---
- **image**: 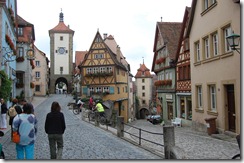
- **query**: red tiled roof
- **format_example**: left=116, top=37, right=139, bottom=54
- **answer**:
left=135, top=63, right=152, bottom=78
left=49, top=22, right=74, bottom=35
left=158, top=22, right=182, bottom=60
left=75, top=51, right=88, bottom=66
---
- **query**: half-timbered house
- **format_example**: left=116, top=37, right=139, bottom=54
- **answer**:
left=151, top=22, right=182, bottom=123
left=175, top=7, right=192, bottom=126
left=80, top=31, right=130, bottom=122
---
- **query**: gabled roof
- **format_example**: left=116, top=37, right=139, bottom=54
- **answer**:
left=175, top=7, right=191, bottom=62
left=17, top=15, right=33, bottom=26
left=135, top=63, right=152, bottom=78
left=186, top=0, right=197, bottom=37
left=17, top=15, right=35, bottom=42
left=152, top=22, right=182, bottom=71
left=104, top=34, right=129, bottom=69
left=82, top=31, right=128, bottom=71
left=75, top=51, right=88, bottom=66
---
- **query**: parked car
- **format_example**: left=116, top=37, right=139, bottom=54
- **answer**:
left=146, top=115, right=152, bottom=121
left=148, top=115, right=162, bottom=124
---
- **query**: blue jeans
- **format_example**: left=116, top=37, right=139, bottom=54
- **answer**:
left=16, top=143, right=34, bottom=159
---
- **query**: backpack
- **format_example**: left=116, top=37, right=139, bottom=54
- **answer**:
left=8, top=105, right=17, bottom=117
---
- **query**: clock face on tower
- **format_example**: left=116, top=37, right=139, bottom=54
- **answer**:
left=58, top=47, right=65, bottom=54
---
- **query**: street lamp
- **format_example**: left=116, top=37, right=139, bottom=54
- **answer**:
left=226, top=33, right=240, bottom=54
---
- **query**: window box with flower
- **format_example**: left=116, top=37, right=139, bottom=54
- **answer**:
left=30, top=82, right=35, bottom=89
left=154, top=79, right=172, bottom=86
left=16, top=83, right=24, bottom=88
left=16, top=56, right=24, bottom=62
left=155, top=57, right=166, bottom=65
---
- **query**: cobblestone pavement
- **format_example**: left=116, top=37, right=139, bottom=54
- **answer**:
left=81, top=110, right=240, bottom=160
left=0, top=95, right=162, bottom=160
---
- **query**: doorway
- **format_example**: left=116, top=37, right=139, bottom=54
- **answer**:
left=167, top=102, right=173, bottom=120
left=226, top=85, right=235, bottom=132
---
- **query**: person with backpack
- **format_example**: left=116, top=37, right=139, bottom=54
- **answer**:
left=8, top=98, right=22, bottom=138
left=12, top=103, right=37, bottom=159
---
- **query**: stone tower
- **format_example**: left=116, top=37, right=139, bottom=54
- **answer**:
left=49, top=10, right=75, bottom=94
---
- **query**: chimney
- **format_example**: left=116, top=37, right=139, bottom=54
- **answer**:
left=103, top=33, right=108, bottom=40
left=116, top=45, right=121, bottom=62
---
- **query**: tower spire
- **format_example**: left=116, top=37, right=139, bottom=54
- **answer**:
left=59, top=8, right=64, bottom=22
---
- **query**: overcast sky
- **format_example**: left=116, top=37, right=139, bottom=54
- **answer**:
left=17, top=0, right=192, bottom=76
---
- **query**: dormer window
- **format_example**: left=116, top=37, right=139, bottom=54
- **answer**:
left=18, top=27, right=23, bottom=36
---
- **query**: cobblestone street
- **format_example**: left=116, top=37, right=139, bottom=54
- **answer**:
left=0, top=95, right=240, bottom=160
left=0, top=94, right=161, bottom=160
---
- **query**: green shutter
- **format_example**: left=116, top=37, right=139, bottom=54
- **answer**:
left=83, top=87, right=88, bottom=95
left=110, top=87, right=114, bottom=94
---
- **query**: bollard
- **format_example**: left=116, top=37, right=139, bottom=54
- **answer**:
left=117, top=116, right=124, bottom=137
left=81, top=108, right=85, bottom=121
left=163, top=125, right=175, bottom=159
left=95, top=112, right=99, bottom=126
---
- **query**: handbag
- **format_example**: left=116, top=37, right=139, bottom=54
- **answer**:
left=12, top=131, right=20, bottom=143
left=12, top=115, right=20, bottom=143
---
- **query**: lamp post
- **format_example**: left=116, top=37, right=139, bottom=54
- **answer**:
left=226, top=33, right=240, bottom=54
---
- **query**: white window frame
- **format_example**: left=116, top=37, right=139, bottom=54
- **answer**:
left=195, top=42, right=200, bottom=62
left=204, top=0, right=209, bottom=10
left=35, top=61, right=40, bottom=67
left=209, top=85, right=217, bottom=112
left=35, top=72, right=40, bottom=78
left=213, top=33, right=218, bottom=56
left=204, top=37, right=210, bottom=59
left=197, top=85, right=203, bottom=108
left=224, top=27, right=232, bottom=52
left=18, top=47, right=24, bottom=57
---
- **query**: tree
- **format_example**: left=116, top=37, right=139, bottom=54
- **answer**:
left=0, top=70, right=12, bottom=101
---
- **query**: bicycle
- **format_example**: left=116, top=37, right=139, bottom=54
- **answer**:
left=73, top=104, right=82, bottom=115
left=232, top=134, right=240, bottom=159
left=72, top=99, right=87, bottom=115
left=0, top=131, right=5, bottom=159
left=88, top=109, right=106, bottom=125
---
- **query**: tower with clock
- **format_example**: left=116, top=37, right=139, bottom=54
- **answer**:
left=49, top=10, right=75, bottom=94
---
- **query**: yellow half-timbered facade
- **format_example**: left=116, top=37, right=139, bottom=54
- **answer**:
left=80, top=31, right=129, bottom=122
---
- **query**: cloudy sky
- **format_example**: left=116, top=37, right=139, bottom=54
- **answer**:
left=17, top=0, right=192, bottom=76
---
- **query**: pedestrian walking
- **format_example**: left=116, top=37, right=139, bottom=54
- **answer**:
left=45, top=101, right=66, bottom=159
left=0, top=99, right=8, bottom=130
left=8, top=98, right=22, bottom=138
left=12, top=103, right=38, bottom=159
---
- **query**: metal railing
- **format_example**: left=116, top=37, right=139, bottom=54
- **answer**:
left=122, top=122, right=164, bottom=147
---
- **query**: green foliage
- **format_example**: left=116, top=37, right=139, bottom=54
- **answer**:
left=0, top=70, right=12, bottom=101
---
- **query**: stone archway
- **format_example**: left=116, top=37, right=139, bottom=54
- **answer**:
left=55, top=77, right=68, bottom=94
left=139, top=108, right=149, bottom=119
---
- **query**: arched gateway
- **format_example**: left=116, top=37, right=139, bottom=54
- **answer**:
left=48, top=10, right=74, bottom=94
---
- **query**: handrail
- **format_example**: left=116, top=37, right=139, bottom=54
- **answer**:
left=122, top=122, right=164, bottom=147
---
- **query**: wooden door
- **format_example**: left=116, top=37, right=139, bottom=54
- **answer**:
left=167, top=102, right=173, bottom=120
left=227, top=85, right=236, bottom=132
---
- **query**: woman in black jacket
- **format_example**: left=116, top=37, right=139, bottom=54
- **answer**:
left=45, top=101, right=66, bottom=159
